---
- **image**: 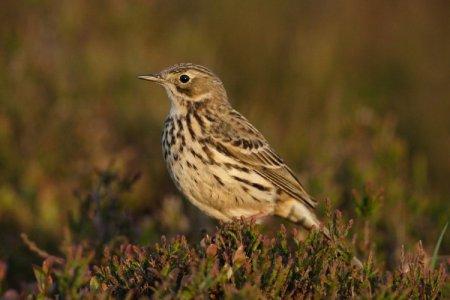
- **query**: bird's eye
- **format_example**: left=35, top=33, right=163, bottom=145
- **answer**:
left=179, top=74, right=190, bottom=83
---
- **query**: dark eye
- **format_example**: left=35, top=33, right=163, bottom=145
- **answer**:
left=179, top=74, right=190, bottom=83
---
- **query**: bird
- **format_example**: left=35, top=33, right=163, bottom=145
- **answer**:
left=138, top=64, right=359, bottom=261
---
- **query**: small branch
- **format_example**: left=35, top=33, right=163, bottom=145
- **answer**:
left=20, top=233, right=64, bottom=264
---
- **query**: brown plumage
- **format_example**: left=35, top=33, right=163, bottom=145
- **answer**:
left=139, top=63, right=321, bottom=228
left=139, top=64, right=362, bottom=266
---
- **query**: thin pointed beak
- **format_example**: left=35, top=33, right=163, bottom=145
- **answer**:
left=138, top=73, right=165, bottom=84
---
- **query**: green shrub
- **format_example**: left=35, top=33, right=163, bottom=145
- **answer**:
left=26, top=214, right=448, bottom=299
left=3, top=170, right=443, bottom=299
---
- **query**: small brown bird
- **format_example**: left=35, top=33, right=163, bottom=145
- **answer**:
left=139, top=63, right=322, bottom=231
left=139, top=63, right=363, bottom=267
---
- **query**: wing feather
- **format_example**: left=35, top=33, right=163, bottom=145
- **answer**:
left=207, top=109, right=317, bottom=208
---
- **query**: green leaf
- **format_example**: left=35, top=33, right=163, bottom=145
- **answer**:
left=90, top=276, right=100, bottom=291
left=431, top=222, right=448, bottom=269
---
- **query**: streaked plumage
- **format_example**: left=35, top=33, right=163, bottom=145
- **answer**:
left=139, top=63, right=363, bottom=267
left=139, top=63, right=321, bottom=230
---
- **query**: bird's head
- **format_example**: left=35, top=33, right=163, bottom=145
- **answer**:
left=139, top=63, right=228, bottom=111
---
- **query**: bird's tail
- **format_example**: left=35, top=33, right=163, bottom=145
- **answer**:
left=274, top=198, right=363, bottom=268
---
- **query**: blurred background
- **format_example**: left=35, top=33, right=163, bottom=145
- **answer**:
left=0, top=0, right=449, bottom=290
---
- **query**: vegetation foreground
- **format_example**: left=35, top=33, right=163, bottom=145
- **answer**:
left=15, top=221, right=448, bottom=299
left=1, top=173, right=445, bottom=299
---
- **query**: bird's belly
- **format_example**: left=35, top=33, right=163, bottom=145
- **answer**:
left=162, top=113, right=276, bottom=221
left=166, top=151, right=276, bottom=221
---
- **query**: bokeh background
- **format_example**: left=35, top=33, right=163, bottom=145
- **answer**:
left=0, top=0, right=449, bottom=289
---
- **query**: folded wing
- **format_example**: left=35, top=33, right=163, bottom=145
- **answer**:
left=208, top=109, right=317, bottom=209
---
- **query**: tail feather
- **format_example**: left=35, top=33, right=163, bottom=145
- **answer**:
left=274, top=198, right=320, bottom=230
